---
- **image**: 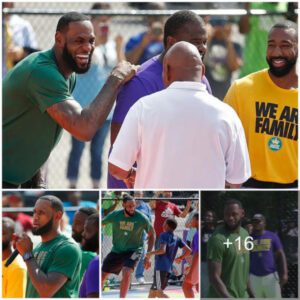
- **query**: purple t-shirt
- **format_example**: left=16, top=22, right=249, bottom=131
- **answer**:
left=79, top=256, right=99, bottom=298
left=250, top=230, right=283, bottom=276
left=192, top=230, right=199, bottom=254
left=108, top=55, right=212, bottom=188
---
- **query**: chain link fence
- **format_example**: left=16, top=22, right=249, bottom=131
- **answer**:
left=201, top=191, right=298, bottom=298
left=100, top=191, right=199, bottom=288
left=3, top=2, right=297, bottom=188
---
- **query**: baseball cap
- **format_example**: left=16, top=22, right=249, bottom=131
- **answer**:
left=252, top=214, right=265, bottom=222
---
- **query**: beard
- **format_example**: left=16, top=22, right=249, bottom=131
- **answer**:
left=267, top=56, right=297, bottom=77
left=124, top=208, right=135, bottom=217
left=2, top=240, right=10, bottom=250
left=72, top=231, right=82, bottom=243
left=82, top=232, right=99, bottom=252
left=32, top=218, right=53, bottom=236
left=62, top=44, right=92, bottom=74
left=224, top=219, right=241, bottom=231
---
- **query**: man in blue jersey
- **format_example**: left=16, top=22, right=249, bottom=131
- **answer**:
left=145, top=218, right=192, bottom=298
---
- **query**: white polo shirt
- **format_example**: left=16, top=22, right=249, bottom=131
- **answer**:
left=109, top=81, right=251, bottom=188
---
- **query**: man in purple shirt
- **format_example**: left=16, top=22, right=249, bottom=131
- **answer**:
left=79, top=213, right=99, bottom=298
left=182, top=212, right=199, bottom=298
left=250, top=214, right=288, bottom=298
left=109, top=10, right=212, bottom=188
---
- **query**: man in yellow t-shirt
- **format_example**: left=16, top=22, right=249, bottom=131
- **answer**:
left=225, top=21, right=298, bottom=188
left=2, top=217, right=27, bottom=298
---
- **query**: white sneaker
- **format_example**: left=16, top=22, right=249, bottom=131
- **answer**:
left=137, top=277, right=145, bottom=284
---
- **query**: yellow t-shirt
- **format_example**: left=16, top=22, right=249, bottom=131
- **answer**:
left=224, top=69, right=298, bottom=183
left=2, top=255, right=27, bottom=298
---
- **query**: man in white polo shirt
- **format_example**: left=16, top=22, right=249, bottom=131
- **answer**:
left=108, top=41, right=251, bottom=189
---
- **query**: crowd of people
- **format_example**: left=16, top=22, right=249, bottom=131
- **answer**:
left=101, top=191, right=200, bottom=298
left=2, top=2, right=297, bottom=189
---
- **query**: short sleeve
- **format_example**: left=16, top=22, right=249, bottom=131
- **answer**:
left=27, top=65, right=74, bottom=113
left=48, top=243, right=80, bottom=279
left=85, top=258, right=99, bottom=295
left=207, top=235, right=225, bottom=262
left=159, top=233, right=168, bottom=245
left=109, top=101, right=142, bottom=171
left=102, top=210, right=118, bottom=225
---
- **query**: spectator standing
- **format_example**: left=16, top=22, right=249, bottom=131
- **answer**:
left=125, top=2, right=165, bottom=64
left=250, top=214, right=288, bottom=298
left=134, top=191, right=153, bottom=284
left=3, top=2, right=38, bottom=74
left=205, top=16, right=242, bottom=99
left=2, top=217, right=27, bottom=298
left=201, top=210, right=216, bottom=297
left=79, top=213, right=100, bottom=298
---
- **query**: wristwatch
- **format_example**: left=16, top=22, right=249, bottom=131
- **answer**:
left=23, top=251, right=34, bottom=261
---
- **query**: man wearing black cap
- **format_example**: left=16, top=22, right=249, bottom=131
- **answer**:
left=250, top=214, right=288, bottom=298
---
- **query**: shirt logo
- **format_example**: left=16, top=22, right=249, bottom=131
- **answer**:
left=268, top=137, right=282, bottom=151
left=120, top=221, right=134, bottom=231
left=161, top=208, right=175, bottom=219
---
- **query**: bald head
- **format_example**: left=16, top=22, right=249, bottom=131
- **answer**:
left=2, top=217, right=15, bottom=234
left=163, top=41, right=204, bottom=87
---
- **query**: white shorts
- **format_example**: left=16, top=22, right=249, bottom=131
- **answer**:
left=250, top=272, right=281, bottom=298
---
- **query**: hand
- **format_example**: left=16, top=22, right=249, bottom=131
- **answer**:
left=110, top=61, right=139, bottom=84
left=174, top=257, right=183, bottom=264
left=15, top=233, right=33, bottom=256
left=144, top=257, right=151, bottom=270
left=280, top=273, right=288, bottom=287
left=141, top=32, right=155, bottom=47
left=123, top=168, right=136, bottom=188
left=7, top=46, right=25, bottom=62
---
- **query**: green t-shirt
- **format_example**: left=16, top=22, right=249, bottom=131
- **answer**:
left=239, top=3, right=287, bottom=78
left=207, top=225, right=250, bottom=298
left=3, top=48, right=76, bottom=185
left=80, top=250, right=96, bottom=282
left=102, top=209, right=152, bottom=253
left=25, top=234, right=81, bottom=298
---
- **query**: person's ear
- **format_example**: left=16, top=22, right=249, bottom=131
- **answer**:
left=55, top=210, right=63, bottom=222
left=241, top=209, right=245, bottom=219
left=55, top=31, right=65, bottom=49
left=166, top=36, right=177, bottom=49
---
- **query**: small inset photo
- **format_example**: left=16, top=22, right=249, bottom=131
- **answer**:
left=100, top=191, right=199, bottom=298
left=201, top=191, right=298, bottom=299
left=2, top=191, right=99, bottom=298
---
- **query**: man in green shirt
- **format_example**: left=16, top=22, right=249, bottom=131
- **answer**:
left=207, top=199, right=255, bottom=298
left=15, top=195, right=81, bottom=298
left=72, top=206, right=97, bottom=282
left=101, top=194, right=155, bottom=298
left=3, top=11, right=137, bottom=188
